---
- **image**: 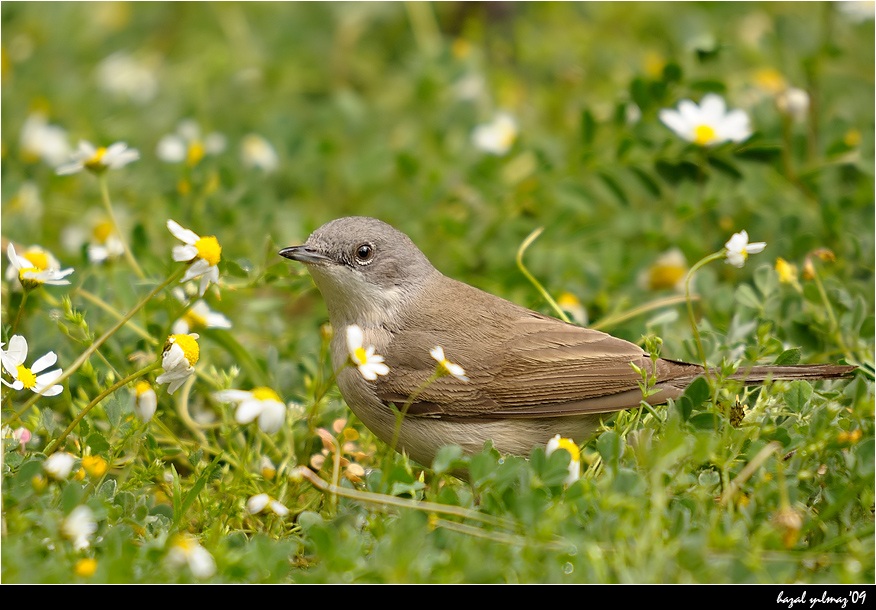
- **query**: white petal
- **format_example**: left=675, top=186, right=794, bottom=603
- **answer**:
left=346, top=325, right=364, bottom=353
left=4, top=335, right=28, bottom=368
left=167, top=220, right=200, bottom=245
left=173, top=244, right=199, bottom=263
left=213, top=389, right=253, bottom=403
left=747, top=242, right=767, bottom=254
left=430, top=346, right=445, bottom=362
left=698, top=94, right=727, bottom=122
left=247, top=493, right=270, bottom=513
left=658, top=109, right=692, bottom=139
left=235, top=400, right=263, bottom=424
left=258, top=401, right=286, bottom=433
left=30, top=351, right=58, bottom=374
left=156, top=135, right=186, bottom=162
left=269, top=500, right=289, bottom=516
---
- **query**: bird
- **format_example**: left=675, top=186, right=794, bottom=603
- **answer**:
left=280, top=216, right=855, bottom=467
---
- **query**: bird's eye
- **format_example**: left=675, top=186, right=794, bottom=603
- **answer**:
left=354, top=243, right=374, bottom=265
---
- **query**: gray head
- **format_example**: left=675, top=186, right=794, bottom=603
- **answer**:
left=279, top=217, right=439, bottom=326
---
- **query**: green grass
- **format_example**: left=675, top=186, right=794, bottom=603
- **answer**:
left=1, top=2, right=873, bottom=583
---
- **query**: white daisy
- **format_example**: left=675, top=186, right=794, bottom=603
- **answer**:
left=155, top=334, right=199, bottom=394
left=240, top=134, right=279, bottom=172
left=345, top=325, right=389, bottom=381
left=472, top=112, right=518, bottom=155
left=166, top=535, right=216, bottom=580
left=246, top=493, right=290, bottom=516
left=546, top=434, right=581, bottom=486
left=56, top=140, right=140, bottom=175
left=20, top=113, right=72, bottom=168
left=43, top=452, right=77, bottom=480
left=62, top=506, right=98, bottom=551
left=172, top=299, right=232, bottom=335
left=0, top=335, right=64, bottom=396
left=156, top=119, right=226, bottom=166
left=132, top=380, right=158, bottom=422
left=167, top=220, right=222, bottom=296
left=430, top=346, right=469, bottom=381
left=724, top=230, right=767, bottom=268
left=6, top=243, right=73, bottom=290
left=213, top=387, right=286, bottom=434
left=659, top=93, right=752, bottom=146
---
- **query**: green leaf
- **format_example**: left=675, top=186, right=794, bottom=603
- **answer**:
left=774, top=348, right=802, bottom=366
left=735, top=284, right=762, bottom=310
left=580, top=108, right=596, bottom=145
left=784, top=380, right=813, bottom=412
left=173, top=455, right=223, bottom=528
left=689, top=413, right=720, bottom=430
left=596, top=431, right=622, bottom=468
left=431, top=444, right=465, bottom=475
left=87, top=432, right=110, bottom=455
left=682, top=376, right=710, bottom=410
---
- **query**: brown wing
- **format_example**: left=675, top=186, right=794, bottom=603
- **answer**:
left=374, top=279, right=701, bottom=418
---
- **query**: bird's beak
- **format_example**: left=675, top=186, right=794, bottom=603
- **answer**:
left=279, top=245, right=332, bottom=264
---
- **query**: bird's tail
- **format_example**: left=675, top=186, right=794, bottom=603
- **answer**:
left=728, top=364, right=856, bottom=384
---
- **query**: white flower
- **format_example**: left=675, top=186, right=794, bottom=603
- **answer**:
left=345, top=325, right=389, bottom=381
left=167, top=220, right=222, bottom=296
left=546, top=434, right=581, bottom=486
left=430, top=346, right=469, bottom=381
left=155, top=334, right=199, bottom=394
left=44, top=452, right=77, bottom=480
left=56, top=140, right=140, bottom=175
left=557, top=291, right=588, bottom=326
left=95, top=51, right=159, bottom=104
left=240, top=134, right=279, bottom=172
left=20, top=113, right=71, bottom=167
left=724, top=230, right=767, bottom=268
left=132, top=380, right=158, bottom=422
left=659, top=93, right=752, bottom=146
left=246, top=493, right=290, bottom=517
left=776, top=87, right=810, bottom=122
left=156, top=119, right=226, bottom=165
left=213, top=387, right=287, bottom=434
left=6, top=243, right=73, bottom=290
left=0, top=335, right=64, bottom=396
left=172, top=300, right=232, bottom=335
left=472, top=112, right=518, bottom=155
left=166, top=535, right=216, bottom=580
left=638, top=248, right=689, bottom=292
left=62, top=506, right=97, bottom=551
left=60, top=211, right=127, bottom=264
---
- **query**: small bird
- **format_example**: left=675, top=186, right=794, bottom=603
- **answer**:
left=280, top=217, right=855, bottom=467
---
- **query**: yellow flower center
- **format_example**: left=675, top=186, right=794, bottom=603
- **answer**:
left=18, top=266, right=42, bottom=286
left=648, top=264, right=686, bottom=291
left=169, top=334, right=200, bottom=365
left=92, top=220, right=114, bottom=244
left=182, top=309, right=208, bottom=329
left=187, top=141, right=205, bottom=167
left=74, top=558, right=98, bottom=577
left=134, top=380, right=153, bottom=396
left=84, top=147, right=108, bottom=172
left=353, top=346, right=368, bottom=364
left=693, top=124, right=717, bottom=146
left=252, top=387, right=281, bottom=402
left=16, top=365, right=37, bottom=389
left=194, top=236, right=221, bottom=266
left=23, top=249, right=50, bottom=270
left=555, top=437, right=580, bottom=462
left=172, top=534, right=196, bottom=552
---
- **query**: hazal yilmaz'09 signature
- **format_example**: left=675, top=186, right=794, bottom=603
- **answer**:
left=776, top=590, right=868, bottom=609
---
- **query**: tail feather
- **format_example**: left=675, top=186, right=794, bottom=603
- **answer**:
left=729, top=364, right=856, bottom=384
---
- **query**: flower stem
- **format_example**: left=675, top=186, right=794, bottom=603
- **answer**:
left=4, top=266, right=186, bottom=426
left=683, top=251, right=725, bottom=373
left=10, top=289, right=29, bottom=336
left=516, top=227, right=570, bottom=324
left=98, top=174, right=146, bottom=280
left=73, top=287, right=157, bottom=344
left=44, top=360, right=161, bottom=455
